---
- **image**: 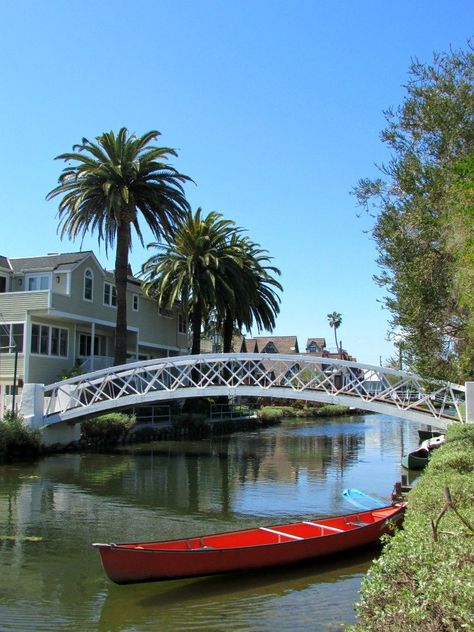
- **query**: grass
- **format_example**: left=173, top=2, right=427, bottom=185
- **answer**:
left=258, top=403, right=356, bottom=422
left=349, top=423, right=474, bottom=631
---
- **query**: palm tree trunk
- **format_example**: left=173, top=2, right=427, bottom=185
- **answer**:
left=223, top=309, right=234, bottom=353
left=191, top=301, right=202, bottom=355
left=114, top=222, right=130, bottom=366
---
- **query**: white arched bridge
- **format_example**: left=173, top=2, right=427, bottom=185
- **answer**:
left=28, top=353, right=468, bottom=433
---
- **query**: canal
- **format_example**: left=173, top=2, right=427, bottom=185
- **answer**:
left=0, top=413, right=423, bottom=631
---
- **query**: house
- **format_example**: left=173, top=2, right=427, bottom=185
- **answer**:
left=238, top=336, right=300, bottom=355
left=0, top=251, right=189, bottom=411
left=305, top=338, right=327, bottom=354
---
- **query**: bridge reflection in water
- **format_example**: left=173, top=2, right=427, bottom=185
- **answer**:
left=37, top=353, right=466, bottom=429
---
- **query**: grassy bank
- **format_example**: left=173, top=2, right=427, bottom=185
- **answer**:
left=258, top=403, right=358, bottom=422
left=350, top=423, right=474, bottom=631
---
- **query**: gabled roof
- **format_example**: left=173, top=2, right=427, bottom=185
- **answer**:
left=306, top=337, right=326, bottom=349
left=243, top=337, right=259, bottom=352
left=9, top=251, right=94, bottom=274
left=245, top=336, right=299, bottom=354
left=0, top=256, right=12, bottom=271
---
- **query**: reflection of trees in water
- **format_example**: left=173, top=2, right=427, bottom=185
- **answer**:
left=5, top=424, right=364, bottom=521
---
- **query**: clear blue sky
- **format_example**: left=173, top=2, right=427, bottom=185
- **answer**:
left=1, top=1, right=472, bottom=365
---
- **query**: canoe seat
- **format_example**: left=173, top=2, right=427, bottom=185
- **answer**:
left=259, top=527, right=303, bottom=541
left=303, top=521, right=344, bottom=533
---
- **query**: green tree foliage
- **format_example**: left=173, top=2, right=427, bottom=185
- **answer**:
left=141, top=209, right=243, bottom=354
left=220, top=235, right=282, bottom=352
left=47, top=128, right=191, bottom=365
left=354, top=45, right=474, bottom=381
left=141, top=209, right=282, bottom=355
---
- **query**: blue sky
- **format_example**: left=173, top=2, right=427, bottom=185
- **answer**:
left=1, top=1, right=472, bottom=365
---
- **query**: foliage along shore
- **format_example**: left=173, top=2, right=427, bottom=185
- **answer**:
left=0, top=402, right=359, bottom=461
left=349, top=423, right=474, bottom=631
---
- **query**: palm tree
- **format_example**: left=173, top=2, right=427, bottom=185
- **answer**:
left=141, top=209, right=243, bottom=355
left=220, top=236, right=282, bottom=352
left=47, top=128, right=191, bottom=365
left=327, top=311, right=342, bottom=352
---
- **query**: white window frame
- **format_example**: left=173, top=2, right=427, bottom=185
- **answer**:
left=0, top=323, right=24, bottom=353
left=84, top=268, right=94, bottom=302
left=26, top=273, right=50, bottom=291
left=78, top=333, right=105, bottom=357
left=103, top=282, right=117, bottom=307
left=30, top=324, right=68, bottom=357
left=132, top=294, right=139, bottom=311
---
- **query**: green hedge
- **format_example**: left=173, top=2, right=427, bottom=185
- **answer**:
left=258, top=403, right=355, bottom=422
left=81, top=412, right=136, bottom=444
left=0, top=412, right=41, bottom=461
left=350, top=424, right=474, bottom=631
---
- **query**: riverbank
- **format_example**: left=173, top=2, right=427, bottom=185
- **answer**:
left=350, top=423, right=474, bottom=631
left=258, top=403, right=364, bottom=422
left=0, top=403, right=360, bottom=461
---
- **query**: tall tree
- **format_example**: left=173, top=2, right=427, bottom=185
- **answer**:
left=354, top=45, right=474, bottom=380
left=220, top=235, right=282, bottom=352
left=47, top=128, right=191, bottom=365
left=141, top=209, right=243, bottom=355
left=327, top=311, right=342, bottom=351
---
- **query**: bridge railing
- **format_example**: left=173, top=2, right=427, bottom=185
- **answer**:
left=42, top=353, right=466, bottom=424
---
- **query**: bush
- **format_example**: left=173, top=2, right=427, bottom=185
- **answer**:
left=81, top=412, right=136, bottom=444
left=350, top=423, right=474, bottom=631
left=0, top=412, right=41, bottom=461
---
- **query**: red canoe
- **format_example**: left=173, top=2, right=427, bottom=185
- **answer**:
left=92, top=503, right=405, bottom=584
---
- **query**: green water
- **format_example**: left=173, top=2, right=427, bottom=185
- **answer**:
left=0, top=414, right=422, bottom=631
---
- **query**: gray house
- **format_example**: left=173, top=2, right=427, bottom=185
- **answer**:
left=0, top=251, right=189, bottom=411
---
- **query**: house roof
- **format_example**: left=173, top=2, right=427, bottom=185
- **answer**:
left=306, top=338, right=326, bottom=349
left=8, top=251, right=94, bottom=274
left=244, top=336, right=299, bottom=354
left=0, top=256, right=12, bottom=271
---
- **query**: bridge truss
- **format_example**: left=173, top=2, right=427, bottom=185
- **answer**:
left=42, top=353, right=466, bottom=429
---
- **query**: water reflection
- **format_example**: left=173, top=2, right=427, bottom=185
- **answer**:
left=0, top=414, right=423, bottom=631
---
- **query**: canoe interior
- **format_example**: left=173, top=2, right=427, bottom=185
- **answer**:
left=110, top=506, right=400, bottom=552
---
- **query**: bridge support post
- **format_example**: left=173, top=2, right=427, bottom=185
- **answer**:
left=19, top=383, right=45, bottom=429
left=466, top=382, right=474, bottom=423
left=19, top=383, right=81, bottom=447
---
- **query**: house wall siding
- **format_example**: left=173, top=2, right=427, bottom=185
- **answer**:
left=0, top=291, right=49, bottom=320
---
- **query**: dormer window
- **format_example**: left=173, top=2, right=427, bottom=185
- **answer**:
left=262, top=342, right=277, bottom=353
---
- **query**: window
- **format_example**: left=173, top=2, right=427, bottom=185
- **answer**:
left=0, top=323, right=24, bottom=353
left=262, top=342, right=277, bottom=353
left=0, top=276, right=6, bottom=293
left=27, top=274, right=50, bottom=291
left=178, top=313, right=187, bottom=334
left=79, top=333, right=104, bottom=356
left=103, top=282, right=117, bottom=307
left=132, top=294, right=139, bottom=311
left=51, top=327, right=68, bottom=357
left=30, top=324, right=68, bottom=357
left=84, top=269, right=93, bottom=301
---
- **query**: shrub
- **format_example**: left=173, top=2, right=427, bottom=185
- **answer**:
left=81, top=412, right=136, bottom=444
left=0, top=412, right=41, bottom=461
left=350, top=423, right=474, bottom=631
